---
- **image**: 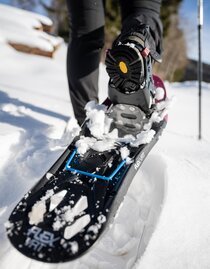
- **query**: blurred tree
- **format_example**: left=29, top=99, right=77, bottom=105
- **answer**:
left=105, top=0, right=121, bottom=39
left=155, top=0, right=187, bottom=81
left=13, top=0, right=186, bottom=81
left=104, top=0, right=184, bottom=42
left=161, top=0, right=183, bottom=36
left=10, top=0, right=38, bottom=11
left=39, top=0, right=69, bottom=38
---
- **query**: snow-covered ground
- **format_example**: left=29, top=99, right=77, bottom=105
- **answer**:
left=0, top=3, right=63, bottom=56
left=1, top=4, right=210, bottom=269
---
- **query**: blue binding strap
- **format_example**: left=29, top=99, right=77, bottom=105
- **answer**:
left=65, top=149, right=126, bottom=181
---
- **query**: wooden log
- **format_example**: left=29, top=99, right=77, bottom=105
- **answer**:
left=8, top=42, right=54, bottom=58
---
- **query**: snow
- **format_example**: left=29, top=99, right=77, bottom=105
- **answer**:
left=130, top=130, right=156, bottom=147
left=0, top=3, right=62, bottom=53
left=120, top=147, right=130, bottom=160
left=64, top=214, right=91, bottom=241
left=1, top=3, right=210, bottom=269
left=28, top=201, right=47, bottom=225
left=28, top=189, right=54, bottom=225
left=0, top=3, right=53, bottom=27
left=63, top=196, right=88, bottom=223
left=85, top=101, right=110, bottom=138
left=155, top=87, right=165, bottom=101
left=52, top=196, right=89, bottom=233
left=49, top=190, right=67, bottom=212
left=75, top=98, right=167, bottom=156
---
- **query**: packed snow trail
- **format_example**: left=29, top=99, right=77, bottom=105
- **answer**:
left=135, top=83, right=210, bottom=269
left=137, top=138, right=210, bottom=269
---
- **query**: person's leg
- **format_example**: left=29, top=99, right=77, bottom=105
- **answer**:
left=66, top=0, right=105, bottom=125
left=119, top=0, right=162, bottom=55
left=105, top=0, right=163, bottom=116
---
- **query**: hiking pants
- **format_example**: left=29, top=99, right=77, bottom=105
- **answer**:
left=66, top=0, right=162, bottom=124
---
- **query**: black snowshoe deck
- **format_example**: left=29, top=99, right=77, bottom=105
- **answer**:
left=6, top=76, right=167, bottom=263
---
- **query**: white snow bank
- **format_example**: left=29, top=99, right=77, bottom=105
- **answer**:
left=0, top=4, right=52, bottom=27
left=0, top=4, right=63, bottom=54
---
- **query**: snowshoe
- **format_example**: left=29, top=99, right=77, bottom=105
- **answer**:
left=6, top=75, right=168, bottom=263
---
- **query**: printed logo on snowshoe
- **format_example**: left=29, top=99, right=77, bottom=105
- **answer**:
left=134, top=152, right=145, bottom=170
left=24, top=226, right=60, bottom=252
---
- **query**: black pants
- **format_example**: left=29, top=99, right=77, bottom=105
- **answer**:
left=66, top=0, right=162, bottom=125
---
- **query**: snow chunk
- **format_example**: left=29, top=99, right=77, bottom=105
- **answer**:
left=64, top=214, right=91, bottom=240
left=53, top=196, right=88, bottom=231
left=28, top=189, right=54, bottom=225
left=53, top=219, right=64, bottom=231
left=70, top=241, right=79, bottom=254
left=64, top=117, right=81, bottom=137
left=130, top=130, right=156, bottom=147
left=28, top=201, right=46, bottom=225
left=120, top=147, right=130, bottom=160
left=75, top=136, right=96, bottom=155
left=41, top=189, right=54, bottom=201
left=64, top=196, right=88, bottom=222
left=91, top=139, right=116, bottom=152
left=49, top=190, right=67, bottom=212
left=119, top=146, right=132, bottom=164
left=155, top=87, right=165, bottom=101
left=144, top=97, right=171, bottom=131
left=46, top=172, right=53, bottom=180
left=4, top=221, right=14, bottom=230
left=85, top=101, right=111, bottom=139
left=51, top=117, right=81, bottom=149
left=97, top=214, right=106, bottom=224
left=106, top=128, right=119, bottom=139
left=87, top=224, right=100, bottom=240
left=156, top=97, right=173, bottom=112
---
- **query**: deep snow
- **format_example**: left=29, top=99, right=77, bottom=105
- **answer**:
left=1, top=4, right=210, bottom=269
